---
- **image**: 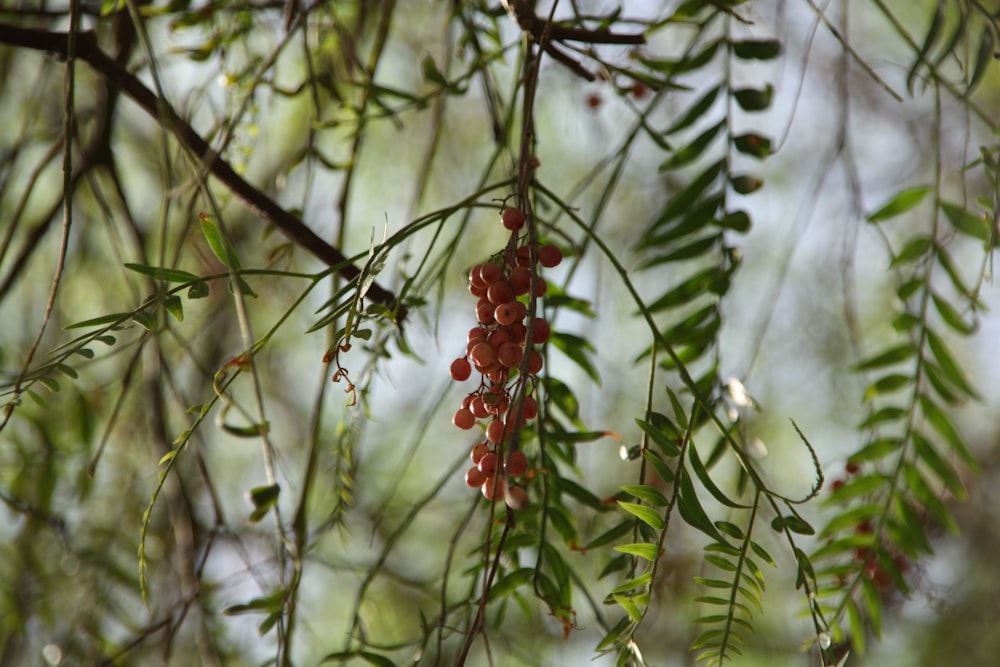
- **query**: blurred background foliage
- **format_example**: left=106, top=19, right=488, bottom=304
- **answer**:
left=0, top=1, right=998, bottom=666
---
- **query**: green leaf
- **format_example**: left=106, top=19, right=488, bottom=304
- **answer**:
left=919, top=395, right=977, bottom=468
left=164, top=295, right=184, bottom=322
left=902, top=461, right=958, bottom=533
left=966, top=25, right=995, bottom=96
left=718, top=210, right=752, bottom=232
left=733, top=84, right=773, bottom=111
left=222, top=421, right=270, bottom=438
left=586, top=521, right=635, bottom=550
left=188, top=281, right=210, bottom=299
left=643, top=448, right=676, bottom=483
left=912, top=431, right=966, bottom=500
left=618, top=501, right=665, bottom=530
left=715, top=521, right=744, bottom=540
left=866, top=186, right=930, bottom=223
left=640, top=38, right=722, bottom=77
left=124, top=263, right=200, bottom=283
left=54, top=363, right=77, bottom=379
left=660, top=120, right=725, bottom=170
left=858, top=406, right=907, bottom=428
left=421, top=54, right=447, bottom=86
left=646, top=268, right=726, bottom=312
left=488, top=567, right=534, bottom=601
left=905, top=3, right=943, bottom=94
left=664, top=86, right=721, bottom=136
left=200, top=213, right=241, bottom=270
left=846, top=597, right=866, bottom=655
left=731, top=38, right=781, bottom=60
left=677, top=468, right=726, bottom=543
left=890, top=236, right=933, bottom=266
left=688, top=442, right=749, bottom=509
left=781, top=514, right=815, bottom=535
left=621, top=484, right=669, bottom=507
left=132, top=311, right=157, bottom=330
left=862, top=373, right=912, bottom=400
left=730, top=174, right=763, bottom=195
left=924, top=328, right=979, bottom=400
left=819, top=503, right=881, bottom=538
left=644, top=160, right=725, bottom=235
left=635, top=415, right=681, bottom=457
left=826, top=473, right=888, bottom=503
left=931, top=292, right=976, bottom=334
left=849, top=437, right=904, bottom=464
left=65, top=312, right=132, bottom=329
left=611, top=572, right=653, bottom=596
left=614, top=543, right=660, bottom=561
left=732, top=133, right=772, bottom=159
left=613, top=594, right=645, bottom=623
left=550, top=331, right=601, bottom=382
left=940, top=201, right=991, bottom=243
left=853, top=344, right=915, bottom=371
left=248, top=483, right=280, bottom=523
left=640, top=234, right=720, bottom=268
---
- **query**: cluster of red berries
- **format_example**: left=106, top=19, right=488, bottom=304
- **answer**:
left=449, top=205, right=563, bottom=509
left=831, top=462, right=909, bottom=593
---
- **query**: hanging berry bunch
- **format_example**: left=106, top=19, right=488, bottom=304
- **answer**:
left=449, top=205, right=562, bottom=509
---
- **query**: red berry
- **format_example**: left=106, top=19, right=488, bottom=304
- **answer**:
left=507, top=322, right=527, bottom=343
left=501, top=207, right=526, bottom=231
left=470, top=396, right=490, bottom=419
left=450, top=358, right=472, bottom=381
left=469, top=264, right=487, bottom=288
left=516, top=245, right=532, bottom=267
left=520, top=395, right=538, bottom=420
left=538, top=244, right=562, bottom=268
left=530, top=318, right=550, bottom=344
left=481, top=475, right=505, bottom=500
left=505, top=484, right=528, bottom=509
left=497, top=341, right=523, bottom=368
left=453, top=408, right=476, bottom=430
left=486, top=419, right=507, bottom=443
left=476, top=302, right=496, bottom=325
left=489, top=328, right=511, bottom=348
left=509, top=266, right=531, bottom=295
left=478, top=452, right=499, bottom=476
left=494, top=302, right=521, bottom=326
left=532, top=276, right=547, bottom=297
left=469, top=342, right=496, bottom=368
left=505, top=450, right=528, bottom=476
left=478, top=262, right=502, bottom=285
left=468, top=327, right=487, bottom=343
left=465, top=467, right=486, bottom=487
left=527, top=350, right=543, bottom=374
left=470, top=443, right=490, bottom=464
left=469, top=281, right=487, bottom=297
left=487, top=281, right=514, bottom=305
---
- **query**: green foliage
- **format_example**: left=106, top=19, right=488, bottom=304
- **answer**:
left=0, top=1, right=996, bottom=666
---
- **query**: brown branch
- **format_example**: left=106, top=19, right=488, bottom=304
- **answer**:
left=0, top=23, right=406, bottom=321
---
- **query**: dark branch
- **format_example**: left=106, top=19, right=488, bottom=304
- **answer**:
left=0, top=23, right=406, bottom=321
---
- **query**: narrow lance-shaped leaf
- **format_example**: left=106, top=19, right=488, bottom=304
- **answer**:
left=124, top=263, right=200, bottom=283
left=867, top=186, right=930, bottom=223
left=200, top=213, right=242, bottom=270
